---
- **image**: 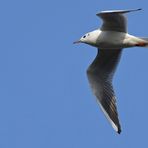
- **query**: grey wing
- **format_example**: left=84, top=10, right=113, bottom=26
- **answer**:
left=87, top=49, right=122, bottom=134
left=96, top=8, right=142, bottom=32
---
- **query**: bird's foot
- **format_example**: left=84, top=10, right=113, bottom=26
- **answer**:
left=135, top=42, right=147, bottom=47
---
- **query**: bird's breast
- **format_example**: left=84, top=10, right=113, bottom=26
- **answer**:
left=95, top=31, right=126, bottom=49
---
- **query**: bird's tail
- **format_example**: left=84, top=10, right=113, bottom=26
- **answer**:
left=135, top=37, right=148, bottom=47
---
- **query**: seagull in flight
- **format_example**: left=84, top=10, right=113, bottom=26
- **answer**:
left=74, top=8, right=148, bottom=134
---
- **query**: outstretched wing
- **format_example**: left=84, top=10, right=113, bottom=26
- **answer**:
left=96, top=8, right=142, bottom=33
left=87, top=49, right=122, bottom=134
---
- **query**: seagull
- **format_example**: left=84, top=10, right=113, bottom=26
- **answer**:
left=74, top=8, right=148, bottom=134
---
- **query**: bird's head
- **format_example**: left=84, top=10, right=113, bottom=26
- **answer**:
left=73, top=33, right=92, bottom=44
left=73, top=30, right=99, bottom=47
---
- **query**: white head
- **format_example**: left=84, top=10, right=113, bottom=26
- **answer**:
left=74, top=33, right=91, bottom=44
left=74, top=30, right=99, bottom=46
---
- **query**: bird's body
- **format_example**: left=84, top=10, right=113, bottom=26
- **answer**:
left=74, top=8, right=148, bottom=134
left=80, top=29, right=148, bottom=49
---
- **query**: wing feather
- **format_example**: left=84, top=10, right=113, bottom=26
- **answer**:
left=87, top=49, right=122, bottom=134
left=96, top=8, right=142, bottom=32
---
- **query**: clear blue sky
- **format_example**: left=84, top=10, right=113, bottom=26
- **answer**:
left=0, top=0, right=148, bottom=147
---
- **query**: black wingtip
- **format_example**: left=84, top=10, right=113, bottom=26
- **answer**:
left=137, top=8, right=142, bottom=11
left=117, top=128, right=121, bottom=134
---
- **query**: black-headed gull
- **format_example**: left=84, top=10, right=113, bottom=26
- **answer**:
left=74, top=8, right=148, bottom=134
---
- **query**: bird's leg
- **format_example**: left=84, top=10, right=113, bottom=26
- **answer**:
left=135, top=42, right=147, bottom=47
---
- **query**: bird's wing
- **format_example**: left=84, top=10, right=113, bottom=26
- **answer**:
left=87, top=49, right=122, bottom=134
left=96, top=8, right=142, bottom=33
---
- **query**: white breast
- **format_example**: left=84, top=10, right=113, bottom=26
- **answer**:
left=95, top=31, right=126, bottom=49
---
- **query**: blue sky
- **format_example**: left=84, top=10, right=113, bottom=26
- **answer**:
left=0, top=0, right=148, bottom=147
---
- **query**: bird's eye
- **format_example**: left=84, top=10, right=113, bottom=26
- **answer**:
left=83, top=35, right=86, bottom=38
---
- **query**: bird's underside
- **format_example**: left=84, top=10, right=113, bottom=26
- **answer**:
left=86, top=8, right=143, bottom=134
left=74, top=8, right=148, bottom=134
